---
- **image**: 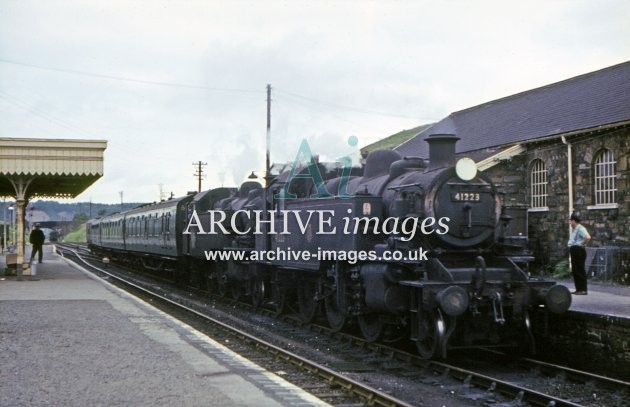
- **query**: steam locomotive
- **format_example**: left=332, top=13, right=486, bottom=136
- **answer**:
left=87, top=133, right=571, bottom=359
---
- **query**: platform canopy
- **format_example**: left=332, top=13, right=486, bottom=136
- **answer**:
left=0, top=137, right=107, bottom=275
left=0, top=138, right=107, bottom=199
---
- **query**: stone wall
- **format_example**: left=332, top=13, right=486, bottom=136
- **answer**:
left=481, top=126, right=630, bottom=277
left=535, top=310, right=630, bottom=380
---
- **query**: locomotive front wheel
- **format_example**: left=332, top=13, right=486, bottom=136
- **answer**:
left=517, top=310, right=536, bottom=356
left=358, top=314, right=384, bottom=342
left=297, top=279, right=320, bottom=323
left=416, top=309, right=446, bottom=359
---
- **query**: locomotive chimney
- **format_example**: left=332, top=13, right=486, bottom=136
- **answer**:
left=426, top=133, right=460, bottom=170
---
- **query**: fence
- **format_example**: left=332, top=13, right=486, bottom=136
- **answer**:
left=586, top=246, right=630, bottom=284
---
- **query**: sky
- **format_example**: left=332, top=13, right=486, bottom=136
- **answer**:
left=0, top=0, right=628, bottom=204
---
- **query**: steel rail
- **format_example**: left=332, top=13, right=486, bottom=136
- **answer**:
left=519, top=356, right=630, bottom=388
left=476, top=348, right=630, bottom=390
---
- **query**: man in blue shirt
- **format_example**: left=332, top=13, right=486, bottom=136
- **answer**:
left=567, top=213, right=591, bottom=295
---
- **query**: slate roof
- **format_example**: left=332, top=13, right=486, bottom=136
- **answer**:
left=395, top=61, right=630, bottom=158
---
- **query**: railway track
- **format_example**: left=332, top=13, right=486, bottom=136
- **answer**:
left=57, top=244, right=630, bottom=406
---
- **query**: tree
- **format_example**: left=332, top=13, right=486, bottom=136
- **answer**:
left=73, top=213, right=89, bottom=224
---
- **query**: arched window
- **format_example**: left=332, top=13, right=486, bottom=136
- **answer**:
left=530, top=159, right=547, bottom=208
left=594, top=149, right=616, bottom=205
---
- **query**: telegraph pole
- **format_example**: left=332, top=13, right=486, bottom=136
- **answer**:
left=262, top=84, right=272, bottom=253
left=2, top=199, right=6, bottom=252
left=193, top=161, right=207, bottom=192
left=265, top=84, right=271, bottom=187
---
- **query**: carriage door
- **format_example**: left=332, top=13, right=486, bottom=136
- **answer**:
left=184, top=203, right=192, bottom=255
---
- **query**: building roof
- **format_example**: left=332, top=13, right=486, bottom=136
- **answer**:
left=0, top=138, right=107, bottom=199
left=395, top=61, right=630, bottom=158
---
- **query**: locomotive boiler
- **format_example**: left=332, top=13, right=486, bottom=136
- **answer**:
left=87, top=133, right=572, bottom=359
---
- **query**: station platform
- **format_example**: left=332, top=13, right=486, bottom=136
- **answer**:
left=555, top=278, right=630, bottom=319
left=0, top=245, right=328, bottom=407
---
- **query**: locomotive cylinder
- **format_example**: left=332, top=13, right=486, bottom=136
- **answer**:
left=360, top=264, right=408, bottom=314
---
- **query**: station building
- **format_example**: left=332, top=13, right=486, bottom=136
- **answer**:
left=393, top=61, right=630, bottom=281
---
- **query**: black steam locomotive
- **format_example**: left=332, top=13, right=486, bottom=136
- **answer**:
left=87, top=134, right=571, bottom=358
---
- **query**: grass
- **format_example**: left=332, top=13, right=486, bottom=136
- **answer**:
left=61, top=223, right=87, bottom=243
left=360, top=123, right=433, bottom=155
left=553, top=259, right=571, bottom=278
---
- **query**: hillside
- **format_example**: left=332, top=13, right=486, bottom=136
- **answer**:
left=3, top=200, right=146, bottom=223
left=62, top=223, right=87, bottom=243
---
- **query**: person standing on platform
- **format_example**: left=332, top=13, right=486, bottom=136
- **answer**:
left=29, top=224, right=45, bottom=264
left=567, top=213, right=591, bottom=295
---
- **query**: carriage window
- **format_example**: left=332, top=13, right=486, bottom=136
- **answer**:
left=530, top=159, right=547, bottom=209
left=594, top=149, right=616, bottom=205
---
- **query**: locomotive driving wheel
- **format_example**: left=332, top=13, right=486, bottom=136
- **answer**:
left=270, top=270, right=289, bottom=316
left=358, top=313, right=384, bottom=342
left=325, top=295, right=346, bottom=332
left=324, top=266, right=348, bottom=332
left=416, top=308, right=446, bottom=359
left=250, top=275, right=265, bottom=308
left=297, top=277, right=321, bottom=323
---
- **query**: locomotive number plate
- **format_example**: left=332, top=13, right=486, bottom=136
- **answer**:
left=452, top=192, right=481, bottom=202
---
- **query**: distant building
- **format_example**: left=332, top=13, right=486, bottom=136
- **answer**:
left=395, top=61, right=630, bottom=280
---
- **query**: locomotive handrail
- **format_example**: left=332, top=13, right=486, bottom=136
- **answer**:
left=506, top=257, right=530, bottom=281
left=445, top=182, right=492, bottom=187
left=386, top=182, right=425, bottom=191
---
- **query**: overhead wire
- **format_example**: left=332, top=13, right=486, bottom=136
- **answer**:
left=0, top=90, right=97, bottom=138
left=0, top=56, right=435, bottom=132
left=275, top=87, right=434, bottom=121
left=274, top=92, right=360, bottom=125
left=0, top=57, right=264, bottom=94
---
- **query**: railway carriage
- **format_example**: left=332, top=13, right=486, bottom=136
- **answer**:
left=88, top=212, right=126, bottom=252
